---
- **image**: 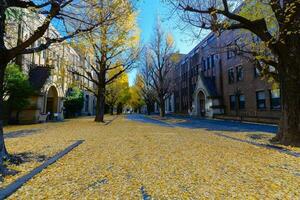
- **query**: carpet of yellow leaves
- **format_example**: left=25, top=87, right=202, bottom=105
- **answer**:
left=2, top=116, right=300, bottom=199
left=219, top=131, right=300, bottom=154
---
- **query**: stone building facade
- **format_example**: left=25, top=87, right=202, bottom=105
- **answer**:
left=173, top=30, right=281, bottom=123
left=5, top=11, right=96, bottom=123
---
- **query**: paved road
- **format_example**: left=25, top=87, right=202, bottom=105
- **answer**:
left=127, top=114, right=277, bottom=134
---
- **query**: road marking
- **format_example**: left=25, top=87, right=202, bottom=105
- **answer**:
left=0, top=140, right=84, bottom=199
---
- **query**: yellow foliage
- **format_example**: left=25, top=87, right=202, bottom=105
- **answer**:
left=2, top=117, right=300, bottom=199
left=106, top=66, right=130, bottom=106
left=166, top=33, right=175, bottom=47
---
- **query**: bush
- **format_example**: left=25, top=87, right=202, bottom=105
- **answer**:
left=4, top=64, right=33, bottom=124
left=64, top=87, right=84, bottom=118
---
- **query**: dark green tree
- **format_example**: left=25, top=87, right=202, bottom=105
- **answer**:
left=64, top=87, right=84, bottom=118
left=3, top=64, right=33, bottom=124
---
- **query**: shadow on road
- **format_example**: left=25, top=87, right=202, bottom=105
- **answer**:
left=127, top=114, right=277, bottom=134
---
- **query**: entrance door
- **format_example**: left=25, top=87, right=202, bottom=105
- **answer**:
left=46, top=97, right=54, bottom=113
left=198, top=91, right=206, bottom=117
left=45, top=86, right=59, bottom=120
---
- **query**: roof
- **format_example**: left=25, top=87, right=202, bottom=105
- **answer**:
left=200, top=73, right=218, bottom=97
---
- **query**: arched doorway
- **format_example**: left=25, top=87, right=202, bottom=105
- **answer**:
left=198, top=91, right=206, bottom=117
left=46, top=86, right=59, bottom=116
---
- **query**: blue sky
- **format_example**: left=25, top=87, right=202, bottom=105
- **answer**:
left=128, top=0, right=206, bottom=85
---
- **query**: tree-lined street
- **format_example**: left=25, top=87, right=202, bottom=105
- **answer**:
left=0, top=0, right=300, bottom=198
left=2, top=116, right=300, bottom=199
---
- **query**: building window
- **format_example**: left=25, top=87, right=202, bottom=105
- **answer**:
left=42, top=50, right=46, bottom=59
left=202, top=58, right=206, bottom=71
left=270, top=89, right=281, bottom=110
left=85, top=95, right=89, bottom=112
left=228, top=68, right=235, bottom=84
left=239, top=94, right=245, bottom=109
left=227, top=46, right=235, bottom=59
left=211, top=55, right=215, bottom=68
left=230, top=95, right=236, bottom=110
left=206, top=57, right=210, bottom=69
left=236, top=66, right=244, bottom=81
left=256, top=91, right=266, bottom=109
left=57, top=55, right=60, bottom=68
left=254, top=67, right=261, bottom=78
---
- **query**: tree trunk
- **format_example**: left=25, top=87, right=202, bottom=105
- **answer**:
left=276, top=73, right=300, bottom=146
left=110, top=106, right=114, bottom=115
left=8, top=99, right=13, bottom=124
left=273, top=29, right=300, bottom=146
left=146, top=103, right=151, bottom=115
left=15, top=22, right=23, bottom=68
left=15, top=111, right=21, bottom=125
left=117, top=104, right=123, bottom=115
left=0, top=4, right=9, bottom=167
left=95, top=86, right=105, bottom=123
left=159, top=97, right=165, bottom=117
left=0, top=63, right=9, bottom=170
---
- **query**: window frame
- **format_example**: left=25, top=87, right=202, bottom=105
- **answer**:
left=270, top=89, right=281, bottom=110
left=256, top=90, right=266, bottom=110
left=238, top=94, right=246, bottom=109
left=227, top=45, right=236, bottom=59
left=228, top=67, right=235, bottom=84
left=254, top=67, right=261, bottom=78
left=229, top=95, right=236, bottom=111
left=236, top=65, right=244, bottom=82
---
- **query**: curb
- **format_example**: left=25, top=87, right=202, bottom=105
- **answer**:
left=0, top=140, right=84, bottom=199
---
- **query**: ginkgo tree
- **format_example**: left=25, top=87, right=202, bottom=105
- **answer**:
left=106, top=67, right=130, bottom=115
left=129, top=77, right=145, bottom=113
left=70, top=0, right=140, bottom=122
left=137, top=50, right=156, bottom=115
left=0, top=0, right=109, bottom=172
left=147, top=22, right=177, bottom=117
left=167, top=0, right=300, bottom=146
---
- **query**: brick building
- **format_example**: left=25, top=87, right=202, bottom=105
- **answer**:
left=173, top=30, right=281, bottom=123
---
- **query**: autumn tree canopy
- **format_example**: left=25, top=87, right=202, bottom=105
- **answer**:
left=106, top=67, right=130, bottom=115
left=0, top=0, right=111, bottom=170
left=69, top=0, right=140, bottom=122
left=147, top=22, right=176, bottom=117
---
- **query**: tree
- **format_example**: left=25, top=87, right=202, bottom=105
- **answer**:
left=129, top=78, right=145, bottom=113
left=0, top=0, right=108, bottom=171
left=3, top=63, right=33, bottom=124
left=64, top=87, right=84, bottom=118
left=148, top=23, right=176, bottom=117
left=106, top=68, right=130, bottom=115
left=116, top=87, right=131, bottom=115
left=167, top=0, right=300, bottom=146
left=69, top=0, right=140, bottom=122
left=136, top=51, right=156, bottom=115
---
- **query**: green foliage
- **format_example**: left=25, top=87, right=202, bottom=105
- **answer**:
left=6, top=8, right=23, bottom=21
left=4, top=64, right=33, bottom=114
left=64, top=87, right=84, bottom=118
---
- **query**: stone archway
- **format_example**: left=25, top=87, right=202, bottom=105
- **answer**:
left=46, top=86, right=59, bottom=115
left=198, top=91, right=206, bottom=117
